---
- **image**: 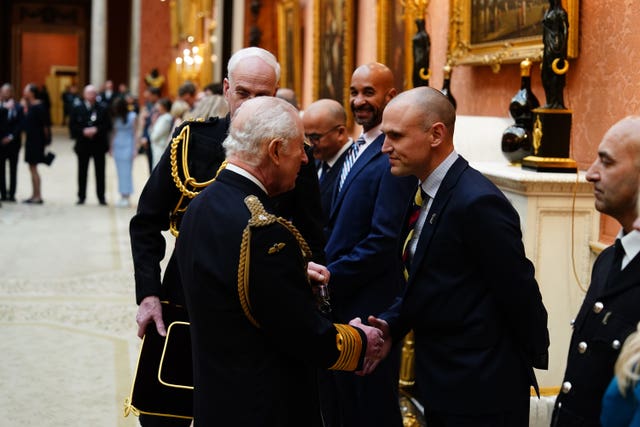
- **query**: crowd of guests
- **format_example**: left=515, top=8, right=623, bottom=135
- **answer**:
left=0, top=78, right=228, bottom=208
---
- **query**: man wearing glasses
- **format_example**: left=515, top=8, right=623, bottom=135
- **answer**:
left=302, top=99, right=351, bottom=229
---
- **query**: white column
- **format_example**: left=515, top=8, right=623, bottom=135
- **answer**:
left=90, top=0, right=107, bottom=86
left=129, top=0, right=141, bottom=94
left=231, top=0, right=245, bottom=54
left=212, top=0, right=224, bottom=82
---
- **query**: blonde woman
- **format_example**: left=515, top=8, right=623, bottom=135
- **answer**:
left=601, top=322, right=640, bottom=426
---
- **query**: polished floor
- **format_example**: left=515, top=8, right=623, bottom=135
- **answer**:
left=0, top=127, right=162, bottom=426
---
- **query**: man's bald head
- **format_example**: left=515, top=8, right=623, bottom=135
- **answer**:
left=303, top=99, right=348, bottom=161
left=387, top=86, right=456, bottom=135
left=381, top=87, right=457, bottom=181
left=350, top=62, right=396, bottom=132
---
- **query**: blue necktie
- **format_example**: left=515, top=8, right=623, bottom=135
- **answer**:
left=338, top=136, right=366, bottom=192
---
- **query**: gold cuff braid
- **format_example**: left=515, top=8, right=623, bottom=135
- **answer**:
left=237, top=195, right=312, bottom=328
left=329, top=324, right=363, bottom=371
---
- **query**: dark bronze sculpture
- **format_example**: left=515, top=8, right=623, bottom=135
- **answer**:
left=541, top=0, right=569, bottom=109
left=412, top=18, right=430, bottom=87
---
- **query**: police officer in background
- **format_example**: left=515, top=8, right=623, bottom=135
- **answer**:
left=552, top=116, right=640, bottom=426
left=69, top=84, right=111, bottom=205
left=129, top=47, right=324, bottom=427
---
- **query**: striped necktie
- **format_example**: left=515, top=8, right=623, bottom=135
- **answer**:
left=338, top=136, right=366, bottom=192
left=402, top=186, right=427, bottom=280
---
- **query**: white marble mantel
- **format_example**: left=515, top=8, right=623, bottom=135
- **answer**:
left=470, top=160, right=600, bottom=390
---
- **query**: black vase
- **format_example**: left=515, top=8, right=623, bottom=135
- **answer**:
left=501, top=125, right=531, bottom=163
left=501, top=59, right=539, bottom=163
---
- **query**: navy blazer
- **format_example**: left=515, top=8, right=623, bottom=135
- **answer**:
left=380, top=156, right=549, bottom=414
left=325, top=133, right=415, bottom=323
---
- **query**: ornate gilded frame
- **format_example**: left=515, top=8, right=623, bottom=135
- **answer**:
left=277, top=0, right=302, bottom=98
left=377, top=0, right=415, bottom=91
left=448, top=0, right=579, bottom=71
left=313, top=0, right=354, bottom=112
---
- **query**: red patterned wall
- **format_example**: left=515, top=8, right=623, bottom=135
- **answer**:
left=425, top=1, right=640, bottom=242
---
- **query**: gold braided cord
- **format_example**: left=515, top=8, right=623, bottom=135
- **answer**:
left=237, top=195, right=313, bottom=328
left=238, top=226, right=260, bottom=328
left=168, top=121, right=227, bottom=237
left=329, top=324, right=363, bottom=371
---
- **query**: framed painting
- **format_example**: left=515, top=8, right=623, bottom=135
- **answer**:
left=277, top=0, right=302, bottom=99
left=377, top=0, right=414, bottom=91
left=448, top=0, right=579, bottom=71
left=313, top=0, right=354, bottom=111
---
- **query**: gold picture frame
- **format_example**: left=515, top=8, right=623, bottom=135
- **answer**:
left=377, top=0, right=415, bottom=91
left=277, top=0, right=302, bottom=99
left=448, top=0, right=579, bottom=71
left=313, top=0, right=354, bottom=112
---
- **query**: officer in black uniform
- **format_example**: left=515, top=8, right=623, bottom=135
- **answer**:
left=552, top=116, right=640, bottom=426
left=129, top=47, right=325, bottom=427
left=69, top=84, right=112, bottom=205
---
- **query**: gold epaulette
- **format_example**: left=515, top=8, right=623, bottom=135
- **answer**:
left=168, top=121, right=226, bottom=237
left=237, top=195, right=312, bottom=328
left=329, top=324, right=363, bottom=371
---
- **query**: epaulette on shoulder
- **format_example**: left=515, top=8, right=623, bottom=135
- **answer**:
left=237, top=195, right=312, bottom=328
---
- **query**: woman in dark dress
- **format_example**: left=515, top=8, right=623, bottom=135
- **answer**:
left=22, top=83, right=51, bottom=204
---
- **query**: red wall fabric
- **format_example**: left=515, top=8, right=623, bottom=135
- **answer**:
left=21, top=32, right=78, bottom=89
left=139, top=0, right=172, bottom=100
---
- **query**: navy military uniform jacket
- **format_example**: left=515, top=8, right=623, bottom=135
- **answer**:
left=380, top=157, right=549, bottom=415
left=552, top=243, right=640, bottom=426
left=176, top=169, right=365, bottom=426
left=130, top=115, right=325, bottom=306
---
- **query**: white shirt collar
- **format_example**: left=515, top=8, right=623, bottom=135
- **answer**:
left=420, top=150, right=459, bottom=200
left=327, top=138, right=353, bottom=167
left=226, top=163, right=268, bottom=194
left=616, top=229, right=640, bottom=269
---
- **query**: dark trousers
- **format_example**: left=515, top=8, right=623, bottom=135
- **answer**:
left=327, top=346, right=403, bottom=427
left=0, top=145, right=18, bottom=199
left=424, top=397, right=530, bottom=427
left=76, top=148, right=106, bottom=202
left=139, top=414, right=191, bottom=427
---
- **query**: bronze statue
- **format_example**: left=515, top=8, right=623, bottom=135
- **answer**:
left=412, top=18, right=430, bottom=87
left=541, top=0, right=569, bottom=109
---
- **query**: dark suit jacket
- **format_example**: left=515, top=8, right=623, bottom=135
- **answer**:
left=0, top=100, right=24, bottom=155
left=552, top=243, right=640, bottom=426
left=130, top=116, right=325, bottom=306
left=380, top=156, right=549, bottom=415
left=176, top=169, right=365, bottom=427
left=325, top=133, right=415, bottom=323
left=318, top=148, right=348, bottom=229
left=69, top=101, right=111, bottom=153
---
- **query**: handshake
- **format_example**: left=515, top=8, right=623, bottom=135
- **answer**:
left=307, top=262, right=392, bottom=375
left=349, top=315, right=392, bottom=376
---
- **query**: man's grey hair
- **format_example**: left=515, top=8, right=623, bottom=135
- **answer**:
left=227, top=47, right=281, bottom=85
left=223, top=97, right=299, bottom=166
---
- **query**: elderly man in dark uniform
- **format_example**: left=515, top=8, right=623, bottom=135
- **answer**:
left=176, top=95, right=383, bottom=426
left=129, top=47, right=324, bottom=427
left=551, top=116, right=640, bottom=426
left=69, top=84, right=111, bottom=205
